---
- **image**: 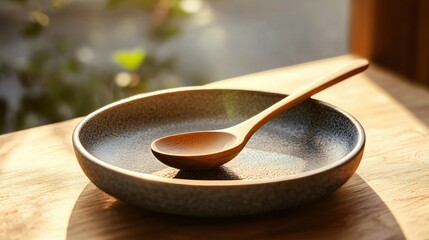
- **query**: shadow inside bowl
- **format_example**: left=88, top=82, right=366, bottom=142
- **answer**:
left=66, top=174, right=405, bottom=239
left=175, top=166, right=241, bottom=180
left=150, top=166, right=241, bottom=180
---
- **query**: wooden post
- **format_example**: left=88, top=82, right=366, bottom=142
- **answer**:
left=417, top=0, right=429, bottom=86
left=350, top=0, right=429, bottom=87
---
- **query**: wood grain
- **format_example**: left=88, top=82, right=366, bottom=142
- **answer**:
left=2, top=55, right=429, bottom=239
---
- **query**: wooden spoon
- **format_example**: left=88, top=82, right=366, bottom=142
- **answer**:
left=151, top=59, right=369, bottom=170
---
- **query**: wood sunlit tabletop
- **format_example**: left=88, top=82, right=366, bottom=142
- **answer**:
left=1, top=55, right=428, bottom=239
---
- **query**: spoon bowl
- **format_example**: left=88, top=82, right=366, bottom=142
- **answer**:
left=151, top=59, right=369, bottom=170
left=151, top=131, right=241, bottom=170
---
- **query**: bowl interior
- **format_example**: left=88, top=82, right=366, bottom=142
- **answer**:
left=78, top=89, right=361, bottom=181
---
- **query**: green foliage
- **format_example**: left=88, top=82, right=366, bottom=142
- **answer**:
left=0, top=0, right=208, bottom=133
left=152, top=25, right=181, bottom=40
left=106, top=0, right=158, bottom=10
left=21, top=22, right=44, bottom=38
left=112, top=48, right=146, bottom=71
left=8, top=0, right=27, bottom=4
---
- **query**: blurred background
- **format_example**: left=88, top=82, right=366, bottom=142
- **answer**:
left=0, top=0, right=350, bottom=134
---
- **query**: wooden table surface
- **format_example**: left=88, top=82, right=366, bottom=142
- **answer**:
left=1, top=55, right=429, bottom=240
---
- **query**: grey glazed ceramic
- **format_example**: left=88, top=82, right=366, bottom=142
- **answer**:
left=72, top=87, right=365, bottom=217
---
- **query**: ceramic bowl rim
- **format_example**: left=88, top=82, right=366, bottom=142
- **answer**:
left=72, top=86, right=365, bottom=187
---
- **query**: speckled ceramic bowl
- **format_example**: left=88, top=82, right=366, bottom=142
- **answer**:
left=72, top=87, right=365, bottom=217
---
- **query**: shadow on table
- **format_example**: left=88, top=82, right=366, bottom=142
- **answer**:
left=366, top=66, right=429, bottom=127
left=67, top=174, right=405, bottom=239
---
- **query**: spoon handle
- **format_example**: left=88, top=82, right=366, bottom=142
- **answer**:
left=229, top=58, right=369, bottom=141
